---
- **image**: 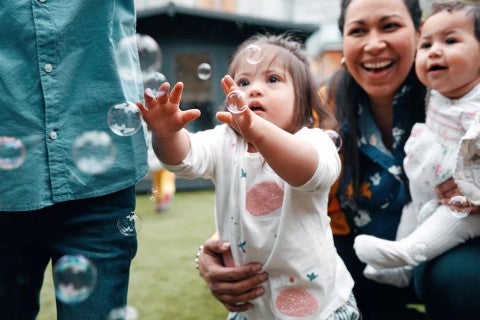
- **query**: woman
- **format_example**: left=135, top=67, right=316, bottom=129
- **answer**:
left=197, top=0, right=480, bottom=319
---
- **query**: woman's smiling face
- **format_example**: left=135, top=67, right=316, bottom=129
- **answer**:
left=342, top=0, right=418, bottom=103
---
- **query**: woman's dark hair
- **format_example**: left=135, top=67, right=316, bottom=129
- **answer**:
left=338, top=0, right=423, bottom=33
left=330, top=0, right=426, bottom=196
left=227, top=33, right=338, bottom=133
left=430, top=1, right=480, bottom=42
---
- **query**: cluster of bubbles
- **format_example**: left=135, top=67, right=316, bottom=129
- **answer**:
left=224, top=44, right=262, bottom=115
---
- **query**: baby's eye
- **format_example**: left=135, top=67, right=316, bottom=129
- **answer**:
left=419, top=41, right=432, bottom=49
left=445, top=37, right=458, bottom=45
left=267, top=75, right=280, bottom=83
left=237, top=79, right=249, bottom=87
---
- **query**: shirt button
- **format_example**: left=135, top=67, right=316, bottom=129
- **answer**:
left=49, top=130, right=58, bottom=140
left=39, top=0, right=46, bottom=2
left=44, top=63, right=53, bottom=73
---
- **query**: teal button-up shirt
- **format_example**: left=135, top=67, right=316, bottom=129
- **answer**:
left=0, top=1, right=148, bottom=211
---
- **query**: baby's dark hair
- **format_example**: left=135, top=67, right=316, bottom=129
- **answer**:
left=431, top=1, right=480, bottom=42
left=227, top=33, right=337, bottom=132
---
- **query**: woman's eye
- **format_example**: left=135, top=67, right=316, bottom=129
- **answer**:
left=384, top=23, right=400, bottom=31
left=348, top=28, right=366, bottom=36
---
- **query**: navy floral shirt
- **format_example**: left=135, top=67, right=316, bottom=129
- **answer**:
left=339, top=86, right=415, bottom=240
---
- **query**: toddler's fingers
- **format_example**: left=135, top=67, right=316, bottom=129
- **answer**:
left=168, top=82, right=184, bottom=105
left=155, top=82, right=171, bottom=104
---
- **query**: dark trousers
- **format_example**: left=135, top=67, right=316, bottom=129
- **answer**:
left=414, top=237, right=480, bottom=320
left=0, top=187, right=138, bottom=320
left=334, top=234, right=423, bottom=320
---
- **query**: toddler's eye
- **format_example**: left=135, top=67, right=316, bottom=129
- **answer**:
left=267, top=76, right=280, bottom=83
left=237, top=79, right=249, bottom=87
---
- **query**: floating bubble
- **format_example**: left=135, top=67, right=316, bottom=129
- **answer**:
left=245, top=44, right=262, bottom=64
left=108, top=102, right=142, bottom=137
left=117, top=212, right=142, bottom=236
left=148, top=187, right=160, bottom=202
left=0, top=136, right=26, bottom=170
left=226, top=90, right=248, bottom=114
left=142, top=72, right=167, bottom=97
left=136, top=34, right=162, bottom=80
left=325, top=130, right=343, bottom=152
left=53, top=255, right=97, bottom=305
left=411, top=242, right=428, bottom=262
left=107, top=305, right=140, bottom=320
left=115, top=35, right=142, bottom=82
left=72, top=131, right=116, bottom=175
left=197, top=63, right=212, bottom=80
left=448, top=195, right=470, bottom=219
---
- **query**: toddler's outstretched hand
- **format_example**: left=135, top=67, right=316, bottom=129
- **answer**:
left=137, top=82, right=200, bottom=138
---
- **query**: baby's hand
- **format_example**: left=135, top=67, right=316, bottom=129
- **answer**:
left=137, top=82, right=200, bottom=138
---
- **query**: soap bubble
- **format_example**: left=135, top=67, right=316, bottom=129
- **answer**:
left=245, top=44, right=262, bottom=64
left=136, top=34, right=162, bottom=79
left=115, top=34, right=162, bottom=82
left=226, top=90, right=248, bottom=114
left=448, top=195, right=471, bottom=219
left=411, top=242, right=428, bottom=262
left=53, top=255, right=97, bottom=305
left=107, top=102, right=142, bottom=137
left=117, top=212, right=142, bottom=236
left=107, top=305, right=140, bottom=320
left=0, top=136, right=26, bottom=170
left=325, top=130, right=343, bottom=152
left=72, top=131, right=116, bottom=175
left=142, top=72, right=167, bottom=97
left=197, top=63, right=212, bottom=80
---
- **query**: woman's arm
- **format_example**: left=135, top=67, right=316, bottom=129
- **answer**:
left=436, top=178, right=480, bottom=214
left=197, top=238, right=268, bottom=312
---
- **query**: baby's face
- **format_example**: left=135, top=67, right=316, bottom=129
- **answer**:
left=415, top=10, right=480, bottom=99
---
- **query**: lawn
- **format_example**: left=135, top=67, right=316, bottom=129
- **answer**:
left=38, top=189, right=228, bottom=320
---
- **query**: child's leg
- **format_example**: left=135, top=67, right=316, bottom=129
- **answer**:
left=151, top=168, right=176, bottom=211
left=363, top=265, right=413, bottom=288
left=354, top=205, right=480, bottom=269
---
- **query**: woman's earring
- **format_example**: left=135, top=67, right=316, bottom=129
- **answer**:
left=340, top=57, right=346, bottom=69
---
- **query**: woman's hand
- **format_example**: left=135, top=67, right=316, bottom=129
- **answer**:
left=436, top=178, right=480, bottom=214
left=197, top=238, right=268, bottom=312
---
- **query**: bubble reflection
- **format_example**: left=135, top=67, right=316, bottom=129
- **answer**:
left=53, top=255, right=97, bottom=305
left=117, top=212, right=142, bottom=236
left=0, top=136, right=26, bottom=170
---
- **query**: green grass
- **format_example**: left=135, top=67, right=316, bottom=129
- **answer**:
left=38, top=189, right=228, bottom=320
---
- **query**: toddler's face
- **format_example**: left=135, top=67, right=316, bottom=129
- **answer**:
left=232, top=47, right=297, bottom=133
left=416, top=10, right=480, bottom=99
